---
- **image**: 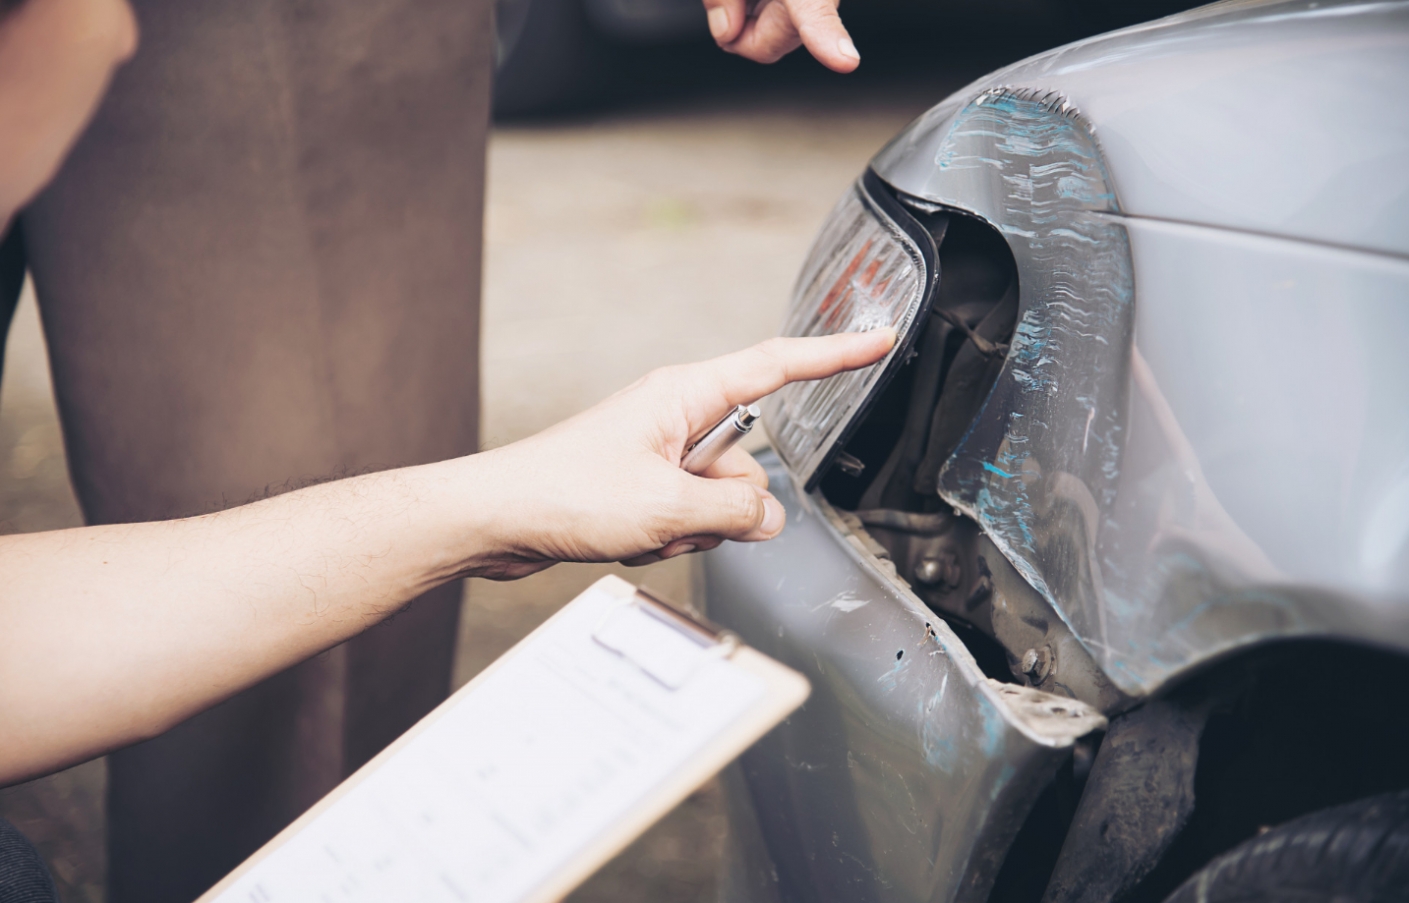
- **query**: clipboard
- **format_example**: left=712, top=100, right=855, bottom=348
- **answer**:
left=197, top=575, right=809, bottom=903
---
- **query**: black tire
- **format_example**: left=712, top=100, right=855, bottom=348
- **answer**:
left=493, top=0, right=608, bottom=117
left=1163, top=790, right=1409, bottom=903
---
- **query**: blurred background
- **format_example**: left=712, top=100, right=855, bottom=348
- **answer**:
left=0, top=0, right=1192, bottom=899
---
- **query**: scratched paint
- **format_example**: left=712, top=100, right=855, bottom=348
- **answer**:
left=879, top=88, right=1138, bottom=668
left=876, top=77, right=1409, bottom=701
left=976, top=691, right=1008, bottom=759
left=814, top=591, right=869, bottom=614
left=918, top=673, right=956, bottom=773
left=934, top=91, right=1133, bottom=543
left=707, top=5, right=1409, bottom=901
left=988, top=764, right=1018, bottom=803
left=876, top=655, right=912, bottom=692
left=708, top=451, right=1098, bottom=903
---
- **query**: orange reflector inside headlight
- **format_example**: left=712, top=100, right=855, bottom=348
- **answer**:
left=763, top=172, right=936, bottom=488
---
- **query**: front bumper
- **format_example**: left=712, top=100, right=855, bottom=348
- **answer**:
left=703, top=452, right=1103, bottom=903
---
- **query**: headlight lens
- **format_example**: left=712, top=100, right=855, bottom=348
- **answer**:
left=763, top=171, right=936, bottom=489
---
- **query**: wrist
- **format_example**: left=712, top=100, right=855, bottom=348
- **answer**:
left=420, top=448, right=551, bottom=581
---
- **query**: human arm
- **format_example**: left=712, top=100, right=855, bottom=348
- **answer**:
left=0, top=330, right=893, bottom=784
left=702, top=0, right=859, bottom=72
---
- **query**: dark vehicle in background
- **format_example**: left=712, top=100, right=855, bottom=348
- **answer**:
left=703, top=1, right=1409, bottom=901
left=493, top=0, right=704, bottom=113
left=491, top=0, right=1199, bottom=115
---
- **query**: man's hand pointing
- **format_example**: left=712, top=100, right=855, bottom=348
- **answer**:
left=702, top=0, right=859, bottom=72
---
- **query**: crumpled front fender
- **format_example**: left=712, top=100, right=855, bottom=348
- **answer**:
left=704, top=453, right=1104, bottom=903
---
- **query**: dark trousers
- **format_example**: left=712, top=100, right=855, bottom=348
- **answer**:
left=2, top=1, right=491, bottom=899
left=0, top=819, right=57, bottom=903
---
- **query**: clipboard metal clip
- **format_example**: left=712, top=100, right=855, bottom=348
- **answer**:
left=592, top=589, right=740, bottom=690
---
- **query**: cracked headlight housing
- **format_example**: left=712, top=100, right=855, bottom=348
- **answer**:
left=763, top=171, right=938, bottom=490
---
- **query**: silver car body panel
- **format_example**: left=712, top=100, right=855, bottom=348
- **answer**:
left=705, top=455, right=1104, bottom=903
left=707, top=1, right=1409, bottom=899
left=873, top=0, right=1409, bottom=258
left=866, top=0, right=1409, bottom=696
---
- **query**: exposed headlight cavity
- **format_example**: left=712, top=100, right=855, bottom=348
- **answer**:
left=764, top=172, right=937, bottom=489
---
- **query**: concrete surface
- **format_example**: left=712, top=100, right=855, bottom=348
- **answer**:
left=0, top=33, right=1019, bottom=901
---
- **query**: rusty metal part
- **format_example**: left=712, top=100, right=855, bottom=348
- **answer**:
left=987, top=681, right=1106, bottom=745
left=1040, top=699, right=1212, bottom=903
left=853, top=504, right=1129, bottom=714
left=1020, top=646, right=1053, bottom=683
left=914, top=553, right=961, bottom=589
left=855, top=508, right=958, bottom=534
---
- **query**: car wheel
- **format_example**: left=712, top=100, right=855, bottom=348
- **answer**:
left=493, top=0, right=608, bottom=116
left=1162, top=790, right=1409, bottom=903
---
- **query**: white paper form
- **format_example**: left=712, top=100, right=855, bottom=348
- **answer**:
left=213, top=584, right=765, bottom=903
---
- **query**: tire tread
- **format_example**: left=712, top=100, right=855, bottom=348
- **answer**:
left=1163, top=791, right=1409, bottom=903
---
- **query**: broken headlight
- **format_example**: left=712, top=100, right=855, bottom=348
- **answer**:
left=763, top=170, right=938, bottom=490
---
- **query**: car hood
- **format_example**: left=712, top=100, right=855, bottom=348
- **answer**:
left=873, top=0, right=1409, bottom=259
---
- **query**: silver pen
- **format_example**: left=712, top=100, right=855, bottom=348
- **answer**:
left=681, top=404, right=762, bottom=474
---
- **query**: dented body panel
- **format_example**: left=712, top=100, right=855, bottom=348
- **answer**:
left=705, top=455, right=1103, bottom=903
left=1089, top=222, right=1409, bottom=692
left=874, top=0, right=1409, bottom=258
left=867, top=0, right=1409, bottom=695
left=707, top=0, right=1409, bottom=899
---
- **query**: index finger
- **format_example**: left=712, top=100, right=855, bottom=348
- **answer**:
left=783, top=0, right=860, bottom=73
left=683, top=330, right=896, bottom=428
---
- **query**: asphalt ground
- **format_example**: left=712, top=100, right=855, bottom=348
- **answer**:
left=0, top=11, right=1122, bottom=899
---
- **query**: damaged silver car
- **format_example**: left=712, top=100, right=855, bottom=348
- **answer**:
left=703, top=1, right=1409, bottom=901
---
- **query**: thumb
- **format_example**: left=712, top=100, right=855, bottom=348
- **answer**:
left=670, top=476, right=786, bottom=543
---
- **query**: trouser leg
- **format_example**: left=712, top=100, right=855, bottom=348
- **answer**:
left=0, top=817, right=60, bottom=903
left=19, top=0, right=491, bottom=899
left=0, top=223, right=23, bottom=376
